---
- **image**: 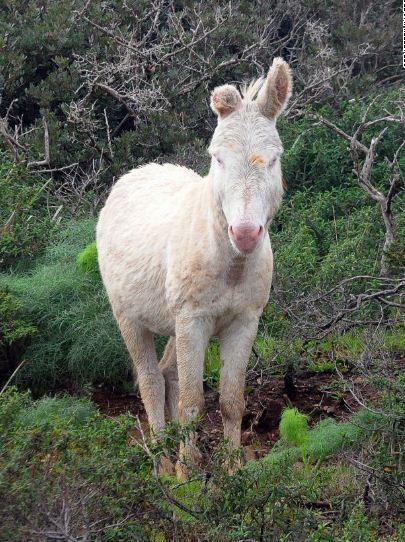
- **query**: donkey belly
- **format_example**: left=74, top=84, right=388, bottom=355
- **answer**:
left=97, top=229, right=175, bottom=335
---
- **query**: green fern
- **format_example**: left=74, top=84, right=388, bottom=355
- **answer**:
left=278, top=408, right=377, bottom=463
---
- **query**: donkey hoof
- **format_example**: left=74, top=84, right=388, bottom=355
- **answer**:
left=175, top=445, right=203, bottom=479
left=158, top=455, right=176, bottom=477
left=175, top=459, right=189, bottom=481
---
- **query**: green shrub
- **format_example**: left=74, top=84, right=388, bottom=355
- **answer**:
left=277, top=408, right=378, bottom=464
left=17, top=394, right=96, bottom=429
left=0, top=154, right=55, bottom=268
left=0, top=289, right=37, bottom=346
left=0, top=389, right=402, bottom=542
left=0, top=288, right=38, bottom=386
left=0, top=388, right=170, bottom=542
left=77, top=241, right=99, bottom=277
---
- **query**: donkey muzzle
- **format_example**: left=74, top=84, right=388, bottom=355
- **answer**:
left=229, top=222, right=263, bottom=253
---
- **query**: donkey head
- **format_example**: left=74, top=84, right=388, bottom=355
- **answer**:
left=209, top=58, right=292, bottom=254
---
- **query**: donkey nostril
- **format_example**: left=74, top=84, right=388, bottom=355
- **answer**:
left=258, top=225, right=263, bottom=236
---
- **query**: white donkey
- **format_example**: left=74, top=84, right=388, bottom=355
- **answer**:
left=97, top=58, right=292, bottom=477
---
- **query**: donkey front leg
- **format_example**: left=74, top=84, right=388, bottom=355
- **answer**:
left=219, top=313, right=260, bottom=459
left=175, top=316, right=212, bottom=479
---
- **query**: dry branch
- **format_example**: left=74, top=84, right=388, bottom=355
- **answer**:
left=0, top=100, right=26, bottom=162
left=28, top=119, right=50, bottom=168
left=277, top=276, right=404, bottom=340
left=318, top=107, right=404, bottom=276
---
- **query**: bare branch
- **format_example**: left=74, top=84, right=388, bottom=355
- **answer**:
left=276, top=275, right=404, bottom=340
left=28, top=119, right=50, bottom=168
left=317, top=117, right=368, bottom=154
left=319, top=104, right=404, bottom=276
left=0, top=116, right=26, bottom=162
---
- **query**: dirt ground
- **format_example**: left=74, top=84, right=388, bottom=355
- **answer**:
left=92, top=369, right=361, bottom=461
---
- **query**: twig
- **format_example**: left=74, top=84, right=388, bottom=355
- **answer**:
left=0, top=360, right=27, bottom=395
left=134, top=417, right=202, bottom=519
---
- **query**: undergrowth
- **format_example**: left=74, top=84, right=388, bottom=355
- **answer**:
left=0, top=388, right=402, bottom=542
left=0, top=220, right=131, bottom=393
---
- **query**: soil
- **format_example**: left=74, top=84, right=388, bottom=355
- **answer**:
left=92, top=369, right=361, bottom=461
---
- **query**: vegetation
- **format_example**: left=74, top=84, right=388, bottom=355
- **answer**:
left=0, top=1, right=403, bottom=540
left=1, top=387, right=403, bottom=542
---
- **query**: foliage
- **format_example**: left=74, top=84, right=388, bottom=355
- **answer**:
left=0, top=289, right=37, bottom=347
left=279, top=407, right=378, bottom=463
left=279, top=408, right=309, bottom=447
left=0, top=287, right=37, bottom=385
left=77, top=241, right=99, bottom=277
left=0, top=220, right=131, bottom=393
left=0, top=0, right=401, bottom=194
left=0, top=153, right=55, bottom=268
left=0, top=388, right=165, bottom=541
left=273, top=90, right=404, bottom=293
left=1, top=388, right=403, bottom=542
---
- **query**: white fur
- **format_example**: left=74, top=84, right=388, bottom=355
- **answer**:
left=96, top=58, right=292, bottom=477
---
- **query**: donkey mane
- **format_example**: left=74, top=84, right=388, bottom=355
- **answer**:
left=240, top=77, right=265, bottom=101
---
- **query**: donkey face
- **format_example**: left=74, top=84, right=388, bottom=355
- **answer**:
left=209, top=58, right=292, bottom=254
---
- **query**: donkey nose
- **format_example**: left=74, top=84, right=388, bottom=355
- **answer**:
left=229, top=222, right=263, bottom=253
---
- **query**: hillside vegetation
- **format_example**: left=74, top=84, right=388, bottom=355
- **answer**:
left=0, top=1, right=403, bottom=540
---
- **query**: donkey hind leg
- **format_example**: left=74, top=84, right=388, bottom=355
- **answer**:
left=118, top=317, right=165, bottom=434
left=158, top=337, right=179, bottom=421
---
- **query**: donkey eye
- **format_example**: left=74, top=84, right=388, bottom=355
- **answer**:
left=268, top=157, right=277, bottom=168
left=215, top=155, right=224, bottom=166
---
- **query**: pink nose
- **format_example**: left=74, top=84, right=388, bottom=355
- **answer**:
left=229, top=222, right=263, bottom=253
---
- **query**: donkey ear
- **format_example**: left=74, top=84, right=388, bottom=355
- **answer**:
left=210, top=84, right=242, bottom=119
left=256, top=57, right=292, bottom=120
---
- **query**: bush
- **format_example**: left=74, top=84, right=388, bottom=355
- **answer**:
left=0, top=287, right=38, bottom=385
left=77, top=241, right=99, bottom=277
left=0, top=388, right=168, bottom=542
left=279, top=408, right=309, bottom=447
left=0, top=153, right=55, bottom=268
left=0, top=220, right=131, bottom=393
left=1, top=388, right=402, bottom=542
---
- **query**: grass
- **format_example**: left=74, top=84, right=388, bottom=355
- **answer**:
left=204, top=341, right=221, bottom=389
left=383, top=328, right=405, bottom=353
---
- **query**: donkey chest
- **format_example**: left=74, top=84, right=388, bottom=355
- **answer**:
left=169, top=253, right=272, bottom=320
